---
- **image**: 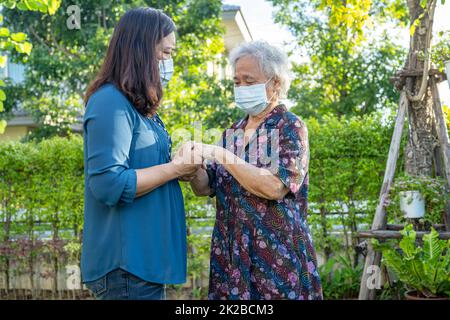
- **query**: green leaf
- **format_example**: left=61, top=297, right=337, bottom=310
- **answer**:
left=16, top=2, right=28, bottom=11
left=410, top=21, right=417, bottom=36
left=0, top=119, right=6, bottom=134
left=2, top=1, right=16, bottom=9
left=0, top=28, right=10, bottom=37
left=47, top=0, right=61, bottom=15
left=11, top=32, right=28, bottom=42
left=0, top=89, right=6, bottom=101
left=382, top=250, right=406, bottom=279
left=399, top=224, right=417, bottom=256
left=380, top=225, right=450, bottom=297
left=409, top=24, right=416, bottom=37
left=34, top=0, right=49, bottom=13
left=0, top=101, right=3, bottom=112
left=23, top=0, right=39, bottom=11
left=0, top=56, right=7, bottom=68
left=15, top=42, right=33, bottom=55
left=420, top=0, right=428, bottom=8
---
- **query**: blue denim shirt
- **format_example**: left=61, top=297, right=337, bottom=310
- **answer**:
left=81, top=83, right=186, bottom=284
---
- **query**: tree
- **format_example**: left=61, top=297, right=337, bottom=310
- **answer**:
left=2, top=0, right=235, bottom=140
left=0, top=0, right=61, bottom=134
left=270, top=0, right=408, bottom=119
left=401, top=0, right=440, bottom=177
left=272, top=0, right=450, bottom=180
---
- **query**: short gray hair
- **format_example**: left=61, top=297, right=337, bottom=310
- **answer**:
left=229, top=41, right=291, bottom=99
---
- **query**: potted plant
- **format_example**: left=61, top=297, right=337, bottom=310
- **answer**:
left=399, top=190, right=425, bottom=219
left=373, top=225, right=450, bottom=300
left=386, top=174, right=449, bottom=224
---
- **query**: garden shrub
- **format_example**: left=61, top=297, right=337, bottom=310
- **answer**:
left=0, top=111, right=404, bottom=299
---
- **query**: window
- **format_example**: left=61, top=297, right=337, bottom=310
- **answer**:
left=0, top=57, right=25, bottom=84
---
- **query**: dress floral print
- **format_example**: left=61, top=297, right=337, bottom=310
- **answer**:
left=206, top=104, right=323, bottom=300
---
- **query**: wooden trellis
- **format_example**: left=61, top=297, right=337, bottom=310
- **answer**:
left=357, top=70, right=450, bottom=300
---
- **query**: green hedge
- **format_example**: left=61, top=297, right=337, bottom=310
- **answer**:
left=306, top=112, right=405, bottom=261
left=305, top=112, right=405, bottom=299
left=0, top=111, right=401, bottom=299
left=0, top=135, right=84, bottom=297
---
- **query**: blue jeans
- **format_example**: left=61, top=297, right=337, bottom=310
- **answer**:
left=84, top=268, right=166, bottom=300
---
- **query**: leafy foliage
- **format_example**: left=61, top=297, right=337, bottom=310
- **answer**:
left=0, top=0, right=61, bottom=135
left=374, top=224, right=450, bottom=298
left=0, top=135, right=83, bottom=295
left=319, top=255, right=363, bottom=299
left=386, top=174, right=450, bottom=225
left=305, top=110, right=405, bottom=258
left=0, top=111, right=401, bottom=298
left=2, top=0, right=233, bottom=140
left=270, top=0, right=406, bottom=118
left=433, top=30, right=450, bottom=71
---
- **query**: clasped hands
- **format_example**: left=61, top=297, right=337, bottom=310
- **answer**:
left=171, top=141, right=220, bottom=182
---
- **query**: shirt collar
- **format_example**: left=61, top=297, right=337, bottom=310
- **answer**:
left=235, top=104, right=286, bottom=130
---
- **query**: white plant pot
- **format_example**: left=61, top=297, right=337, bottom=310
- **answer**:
left=399, top=190, right=425, bottom=219
left=445, top=60, right=450, bottom=90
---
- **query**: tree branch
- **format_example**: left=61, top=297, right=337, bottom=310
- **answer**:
left=27, top=26, right=51, bottom=51
left=50, top=37, right=81, bottom=60
left=27, top=26, right=81, bottom=60
left=406, top=0, right=437, bottom=102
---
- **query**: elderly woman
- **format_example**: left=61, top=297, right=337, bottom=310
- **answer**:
left=190, top=41, right=323, bottom=300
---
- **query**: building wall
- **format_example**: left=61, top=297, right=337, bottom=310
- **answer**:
left=0, top=125, right=30, bottom=142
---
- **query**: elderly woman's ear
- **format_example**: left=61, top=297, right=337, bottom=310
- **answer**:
left=268, top=77, right=282, bottom=100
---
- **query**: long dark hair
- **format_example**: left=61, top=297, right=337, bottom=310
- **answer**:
left=84, top=7, right=175, bottom=116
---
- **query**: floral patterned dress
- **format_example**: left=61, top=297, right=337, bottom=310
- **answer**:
left=206, top=104, right=323, bottom=300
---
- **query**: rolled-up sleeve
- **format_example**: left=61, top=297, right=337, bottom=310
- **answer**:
left=276, top=118, right=309, bottom=195
left=84, top=95, right=137, bottom=207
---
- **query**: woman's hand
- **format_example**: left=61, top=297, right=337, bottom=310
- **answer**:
left=179, top=167, right=203, bottom=182
left=189, top=166, right=213, bottom=197
left=193, top=142, right=289, bottom=200
left=135, top=142, right=202, bottom=197
left=194, top=142, right=220, bottom=161
left=171, top=141, right=203, bottom=178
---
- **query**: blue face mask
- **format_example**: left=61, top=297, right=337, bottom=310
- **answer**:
left=159, top=58, right=174, bottom=86
left=234, top=78, right=274, bottom=116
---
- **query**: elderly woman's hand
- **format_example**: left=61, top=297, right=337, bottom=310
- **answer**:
left=179, top=167, right=203, bottom=182
left=177, top=142, right=211, bottom=181
left=171, top=141, right=203, bottom=178
left=194, top=142, right=221, bottom=161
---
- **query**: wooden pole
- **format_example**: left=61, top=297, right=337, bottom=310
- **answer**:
left=357, top=230, right=450, bottom=240
left=358, top=91, right=408, bottom=300
left=385, top=223, right=445, bottom=230
left=430, top=77, right=450, bottom=231
left=430, top=77, right=450, bottom=186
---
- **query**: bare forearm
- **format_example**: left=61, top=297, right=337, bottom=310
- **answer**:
left=214, top=147, right=288, bottom=200
left=135, top=163, right=178, bottom=198
left=190, top=168, right=213, bottom=196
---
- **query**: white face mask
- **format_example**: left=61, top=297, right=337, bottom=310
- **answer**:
left=234, top=78, right=274, bottom=116
left=159, top=58, right=174, bottom=86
